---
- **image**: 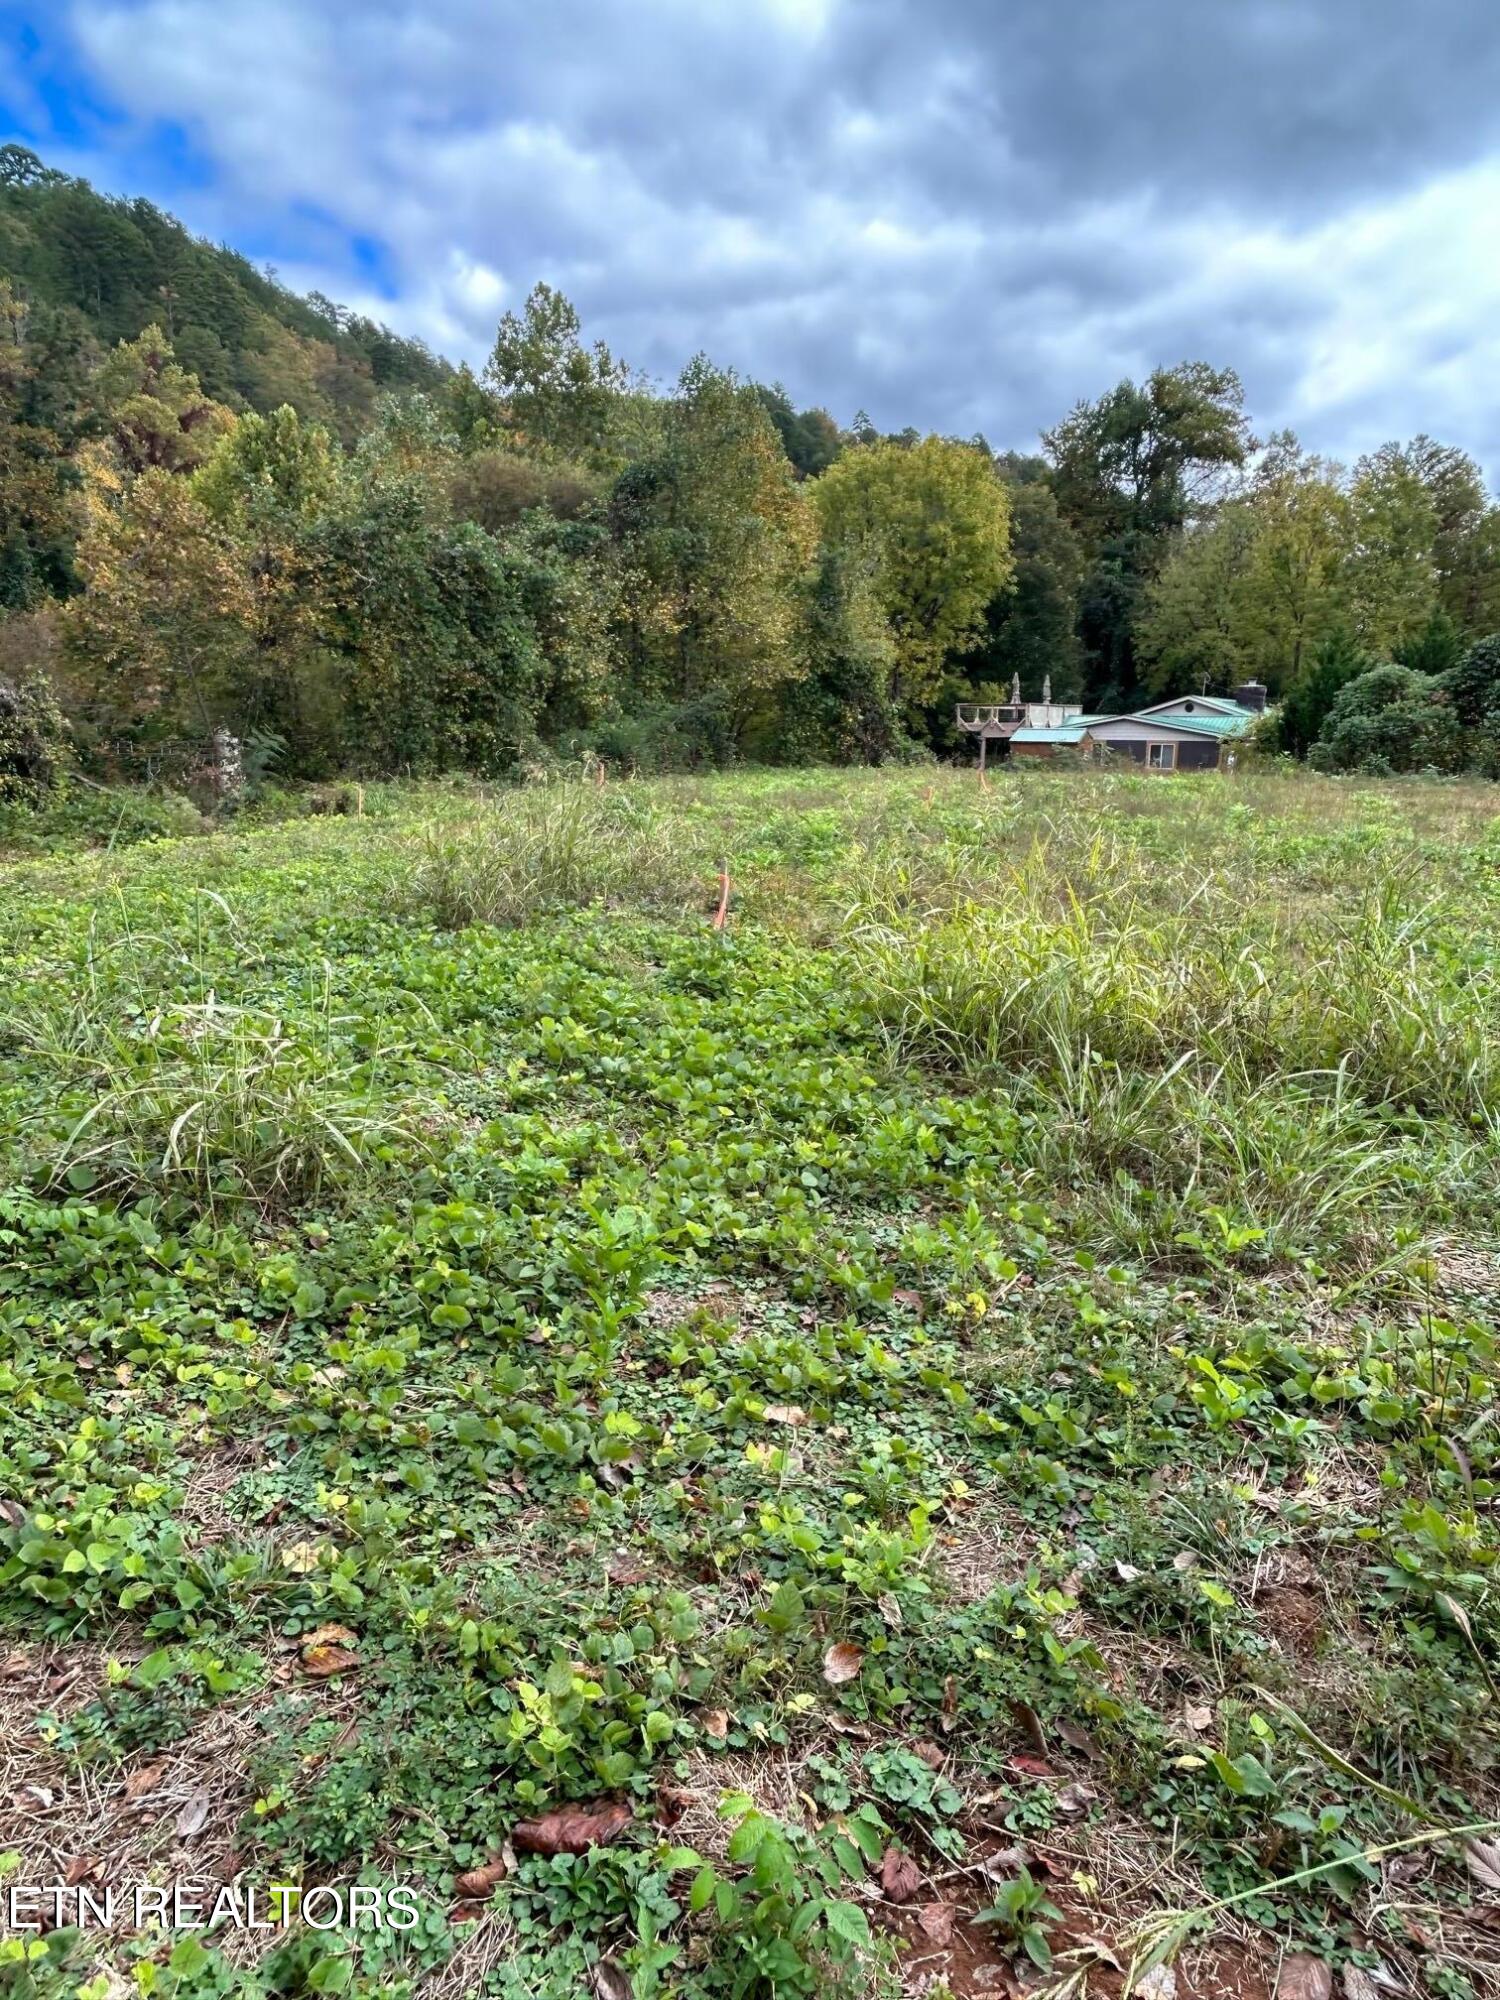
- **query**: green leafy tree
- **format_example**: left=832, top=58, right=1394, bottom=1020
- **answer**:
left=1045, top=362, right=1250, bottom=702
left=1137, top=502, right=1257, bottom=695
left=754, top=383, right=842, bottom=479
left=1309, top=662, right=1465, bottom=775
left=1346, top=442, right=1439, bottom=656
left=766, top=547, right=897, bottom=764
left=610, top=357, right=814, bottom=715
left=812, top=434, right=1012, bottom=707
left=92, top=324, right=234, bottom=475
left=960, top=469, right=1083, bottom=700
left=1442, top=632, right=1500, bottom=732
left=486, top=283, right=629, bottom=463
left=1279, top=626, right=1378, bottom=758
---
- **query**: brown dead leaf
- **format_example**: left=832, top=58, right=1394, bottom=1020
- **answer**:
left=918, top=1900, right=955, bottom=1945
left=940, top=1673, right=958, bottom=1732
left=1466, top=1837, right=1500, bottom=1895
left=512, top=1800, right=633, bottom=1857
left=826, top=1712, right=870, bottom=1739
left=298, top=1623, right=359, bottom=1677
left=1055, top=1719, right=1099, bottom=1760
left=1182, top=1702, right=1213, bottom=1734
left=1277, top=1955, right=1332, bottom=2000
left=122, top=1763, right=164, bottom=1802
left=762, top=1404, right=807, bottom=1427
left=63, top=1855, right=101, bottom=1888
left=588, top=1961, right=633, bottom=2000
left=911, top=1739, right=945, bottom=1771
left=879, top=1846, right=923, bottom=1903
left=655, top=1783, right=692, bottom=1830
left=1010, top=1699, right=1048, bottom=1755
left=981, top=1845, right=1032, bottom=1878
left=0, top=1499, right=24, bottom=1528
left=175, top=1789, right=211, bottom=1839
left=1007, top=1753, right=1051, bottom=1778
left=301, top=1622, right=357, bottom=1649
left=701, top=1710, right=729, bottom=1741
left=299, top=1641, right=359, bottom=1678
left=607, top=1552, right=649, bottom=1586
left=455, top=1852, right=513, bottom=1900
left=892, top=1290, right=925, bottom=1314
left=1055, top=1781, right=1098, bottom=1818
left=822, top=1640, right=864, bottom=1686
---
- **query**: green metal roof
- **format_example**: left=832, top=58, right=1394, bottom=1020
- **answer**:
left=1156, top=711, right=1252, bottom=738
left=1010, top=724, right=1090, bottom=743
left=1141, top=697, right=1245, bottom=719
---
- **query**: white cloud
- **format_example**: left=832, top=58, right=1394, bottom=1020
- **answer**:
left=38, top=0, right=1500, bottom=474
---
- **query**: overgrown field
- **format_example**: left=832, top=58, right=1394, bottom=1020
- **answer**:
left=2, top=767, right=1499, bottom=2000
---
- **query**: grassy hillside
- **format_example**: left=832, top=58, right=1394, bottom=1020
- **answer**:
left=0, top=143, right=449, bottom=443
left=1, top=766, right=1498, bottom=1999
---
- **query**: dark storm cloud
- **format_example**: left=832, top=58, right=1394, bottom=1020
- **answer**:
left=19, top=0, right=1500, bottom=472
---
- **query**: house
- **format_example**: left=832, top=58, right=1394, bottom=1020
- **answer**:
left=959, top=682, right=1266, bottom=771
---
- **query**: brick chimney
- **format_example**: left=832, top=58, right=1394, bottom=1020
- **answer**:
left=1233, top=681, right=1267, bottom=713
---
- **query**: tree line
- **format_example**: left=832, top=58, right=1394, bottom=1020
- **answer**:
left=3, top=149, right=1500, bottom=803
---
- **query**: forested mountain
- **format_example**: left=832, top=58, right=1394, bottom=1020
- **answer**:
left=0, top=143, right=448, bottom=443
left=3, top=144, right=1500, bottom=808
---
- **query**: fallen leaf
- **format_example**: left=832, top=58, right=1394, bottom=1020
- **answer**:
left=1056, top=1719, right=1100, bottom=1760
left=823, top=1641, right=864, bottom=1686
left=911, top=1739, right=945, bottom=1771
left=455, top=1853, right=512, bottom=1900
left=877, top=1591, right=903, bottom=1631
left=1010, top=1699, right=1048, bottom=1755
left=0, top=1499, right=24, bottom=1528
left=701, top=1710, right=729, bottom=1740
left=981, top=1845, right=1032, bottom=1878
left=1171, top=1550, right=1199, bottom=1573
left=122, top=1763, right=164, bottom=1802
left=63, top=1855, right=101, bottom=1888
left=1466, top=1838, right=1500, bottom=1895
left=918, top=1901, right=955, bottom=1944
left=1342, top=1971, right=1382, bottom=2000
left=176, top=1789, right=211, bottom=1838
left=588, top=1962, right=633, bottom=2000
left=940, top=1674, right=958, bottom=1733
left=655, top=1783, right=691, bottom=1830
left=1114, top=1560, right=1141, bottom=1582
left=512, top=1801, right=633, bottom=1857
left=892, top=1290, right=925, bottom=1314
left=826, top=1712, right=871, bottom=1738
left=1055, top=1781, right=1099, bottom=1818
left=879, top=1846, right=923, bottom=1903
left=279, top=1540, right=323, bottom=1574
left=299, top=1640, right=359, bottom=1678
left=607, top=1552, right=649, bottom=1586
left=762, top=1404, right=807, bottom=1427
left=1182, top=1703, right=1213, bottom=1734
left=301, top=1622, right=358, bottom=1649
left=1277, top=1954, right=1332, bottom=2000
left=1007, top=1753, right=1052, bottom=1778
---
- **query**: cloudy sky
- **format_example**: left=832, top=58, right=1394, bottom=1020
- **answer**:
left=4, top=0, right=1500, bottom=474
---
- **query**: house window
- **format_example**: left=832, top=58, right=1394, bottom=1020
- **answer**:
left=1147, top=742, right=1176, bottom=770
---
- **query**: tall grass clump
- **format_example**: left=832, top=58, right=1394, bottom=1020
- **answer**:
left=2, top=969, right=426, bottom=1211
left=401, top=782, right=721, bottom=930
